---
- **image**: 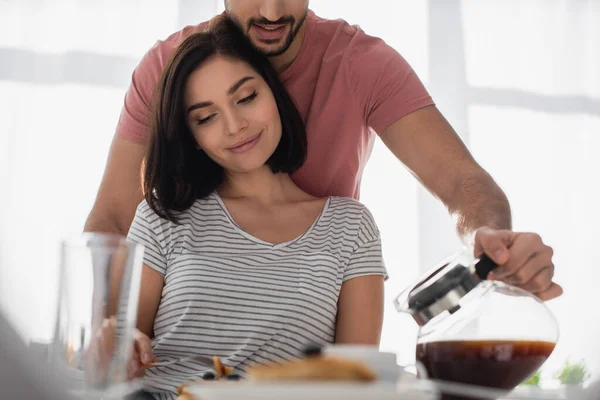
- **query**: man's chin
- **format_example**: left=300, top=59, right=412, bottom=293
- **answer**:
left=250, top=40, right=291, bottom=57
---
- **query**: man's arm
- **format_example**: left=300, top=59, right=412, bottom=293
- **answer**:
left=381, top=105, right=562, bottom=300
left=380, top=105, right=512, bottom=238
left=84, top=136, right=146, bottom=235
left=85, top=33, right=170, bottom=235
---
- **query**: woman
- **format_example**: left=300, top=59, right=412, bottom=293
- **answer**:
left=126, top=17, right=387, bottom=399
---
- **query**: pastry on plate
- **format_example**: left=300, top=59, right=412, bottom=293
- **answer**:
left=246, top=355, right=376, bottom=382
left=176, top=345, right=377, bottom=399
left=176, top=356, right=239, bottom=395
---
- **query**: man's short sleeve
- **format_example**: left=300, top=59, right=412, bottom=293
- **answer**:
left=115, top=44, right=168, bottom=144
left=115, top=23, right=209, bottom=144
left=116, top=39, right=186, bottom=145
left=349, top=35, right=435, bottom=135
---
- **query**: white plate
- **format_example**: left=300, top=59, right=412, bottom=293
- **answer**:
left=182, top=381, right=437, bottom=400
left=182, top=378, right=567, bottom=400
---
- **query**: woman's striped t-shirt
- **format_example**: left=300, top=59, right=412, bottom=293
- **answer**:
left=127, top=192, right=387, bottom=399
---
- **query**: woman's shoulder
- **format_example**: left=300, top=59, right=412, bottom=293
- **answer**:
left=326, top=196, right=371, bottom=217
left=325, top=197, right=379, bottom=231
left=317, top=197, right=381, bottom=250
left=134, top=193, right=221, bottom=224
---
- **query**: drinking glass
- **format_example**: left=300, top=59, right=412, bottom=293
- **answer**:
left=51, top=233, right=144, bottom=399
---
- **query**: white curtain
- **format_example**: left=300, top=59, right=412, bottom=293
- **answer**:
left=457, top=0, right=600, bottom=381
left=1, top=0, right=598, bottom=385
left=0, top=0, right=223, bottom=340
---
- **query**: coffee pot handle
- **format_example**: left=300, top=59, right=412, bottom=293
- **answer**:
left=474, top=253, right=498, bottom=280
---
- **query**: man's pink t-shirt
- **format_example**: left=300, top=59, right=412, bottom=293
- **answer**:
left=117, top=11, right=434, bottom=200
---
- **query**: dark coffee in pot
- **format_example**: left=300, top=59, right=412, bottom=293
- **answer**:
left=416, top=340, right=555, bottom=400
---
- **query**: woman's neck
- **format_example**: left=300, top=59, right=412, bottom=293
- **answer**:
left=218, top=166, right=311, bottom=205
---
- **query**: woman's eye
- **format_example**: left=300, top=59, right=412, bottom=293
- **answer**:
left=238, top=91, right=258, bottom=104
left=196, top=114, right=215, bottom=125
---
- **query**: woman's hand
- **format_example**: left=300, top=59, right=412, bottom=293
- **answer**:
left=87, top=317, right=156, bottom=381
left=128, top=328, right=157, bottom=380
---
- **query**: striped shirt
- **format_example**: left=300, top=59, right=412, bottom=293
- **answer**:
left=127, top=192, right=387, bottom=399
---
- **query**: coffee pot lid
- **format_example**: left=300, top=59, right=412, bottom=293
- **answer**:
left=396, top=253, right=498, bottom=326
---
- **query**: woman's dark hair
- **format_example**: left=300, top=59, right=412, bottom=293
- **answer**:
left=143, top=16, right=307, bottom=223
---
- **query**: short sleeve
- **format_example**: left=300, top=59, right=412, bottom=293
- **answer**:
left=116, top=34, right=190, bottom=144
left=343, top=207, right=388, bottom=282
left=127, top=201, right=168, bottom=276
left=115, top=23, right=209, bottom=144
left=349, top=35, right=435, bottom=135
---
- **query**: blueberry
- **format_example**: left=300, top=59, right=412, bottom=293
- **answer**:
left=226, top=373, right=242, bottom=381
left=202, top=371, right=216, bottom=380
left=303, top=344, right=322, bottom=357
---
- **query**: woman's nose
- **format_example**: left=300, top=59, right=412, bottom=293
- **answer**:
left=224, top=109, right=249, bottom=135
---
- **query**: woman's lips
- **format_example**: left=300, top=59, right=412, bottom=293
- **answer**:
left=227, top=133, right=262, bottom=153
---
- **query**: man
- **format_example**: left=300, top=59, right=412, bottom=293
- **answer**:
left=85, top=0, right=561, bottom=300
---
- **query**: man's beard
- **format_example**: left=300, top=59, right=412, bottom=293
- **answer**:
left=229, top=10, right=308, bottom=57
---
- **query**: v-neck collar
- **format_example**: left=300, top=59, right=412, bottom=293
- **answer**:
left=211, top=192, right=331, bottom=250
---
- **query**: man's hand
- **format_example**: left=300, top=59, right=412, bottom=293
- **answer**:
left=473, top=227, right=563, bottom=301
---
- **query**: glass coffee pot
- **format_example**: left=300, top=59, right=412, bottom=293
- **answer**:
left=395, top=251, right=559, bottom=399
